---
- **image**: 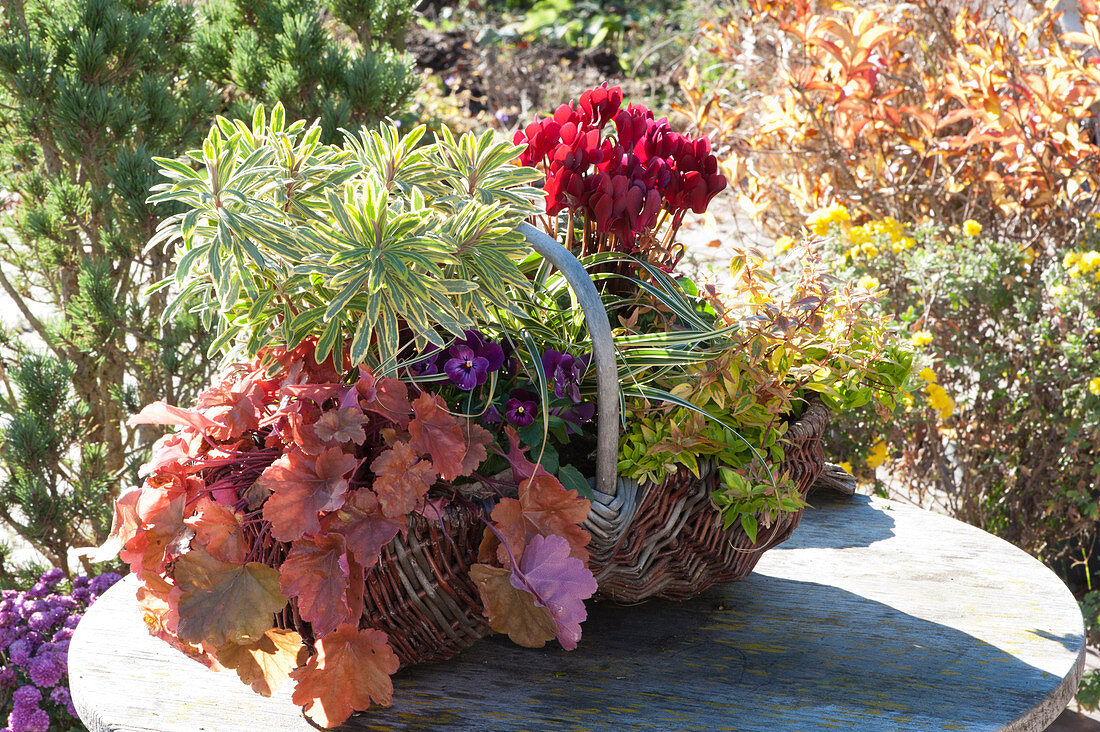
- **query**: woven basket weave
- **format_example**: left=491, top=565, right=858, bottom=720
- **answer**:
left=279, top=228, right=829, bottom=667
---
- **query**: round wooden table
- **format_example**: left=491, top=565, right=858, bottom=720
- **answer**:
left=70, top=494, right=1085, bottom=731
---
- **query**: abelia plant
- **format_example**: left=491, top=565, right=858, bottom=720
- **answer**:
left=514, top=83, right=727, bottom=266
left=0, top=569, right=121, bottom=732
left=101, top=342, right=596, bottom=728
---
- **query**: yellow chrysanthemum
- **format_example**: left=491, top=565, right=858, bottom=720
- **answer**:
left=775, top=235, right=795, bottom=253
left=911, top=331, right=933, bottom=346
left=892, top=236, right=916, bottom=253
left=919, top=367, right=937, bottom=383
left=963, top=219, right=982, bottom=237
left=1089, top=378, right=1100, bottom=396
left=848, top=226, right=872, bottom=246
left=1051, top=284, right=1068, bottom=297
left=806, top=203, right=850, bottom=236
left=1022, top=248, right=1035, bottom=266
left=865, top=440, right=888, bottom=469
left=1064, top=251, right=1081, bottom=270
left=925, top=383, right=955, bottom=419
left=856, top=275, right=880, bottom=291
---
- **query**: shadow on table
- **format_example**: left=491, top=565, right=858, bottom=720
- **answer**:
left=346, top=574, right=1064, bottom=732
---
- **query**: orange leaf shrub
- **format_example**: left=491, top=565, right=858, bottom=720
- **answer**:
left=687, top=0, right=1100, bottom=244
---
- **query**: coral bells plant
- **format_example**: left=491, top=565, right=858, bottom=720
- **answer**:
left=515, top=83, right=727, bottom=267
left=104, top=341, right=596, bottom=727
left=0, top=569, right=121, bottom=732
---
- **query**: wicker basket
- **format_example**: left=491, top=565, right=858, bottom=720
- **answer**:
left=277, top=226, right=829, bottom=667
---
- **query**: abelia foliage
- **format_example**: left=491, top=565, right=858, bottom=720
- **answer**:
left=514, top=83, right=727, bottom=253
left=103, top=341, right=596, bottom=728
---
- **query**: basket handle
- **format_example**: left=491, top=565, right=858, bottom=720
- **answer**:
left=517, top=223, right=619, bottom=497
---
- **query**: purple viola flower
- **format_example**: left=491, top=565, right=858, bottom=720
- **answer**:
left=482, top=404, right=503, bottom=424
left=409, top=344, right=441, bottom=377
left=541, top=350, right=591, bottom=403
left=457, top=331, right=505, bottom=372
left=552, top=400, right=596, bottom=434
left=444, top=346, right=490, bottom=390
left=505, top=389, right=539, bottom=427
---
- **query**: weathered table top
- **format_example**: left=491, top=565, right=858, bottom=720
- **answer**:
left=70, top=494, right=1085, bottom=731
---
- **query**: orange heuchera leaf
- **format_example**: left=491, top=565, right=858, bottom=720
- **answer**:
left=518, top=475, right=591, bottom=564
left=369, top=441, right=438, bottom=519
left=122, top=492, right=187, bottom=575
left=127, top=401, right=225, bottom=434
left=321, top=490, right=404, bottom=568
left=313, top=408, right=367, bottom=446
left=458, top=422, right=494, bottom=475
left=260, top=447, right=357, bottom=542
left=503, top=426, right=551, bottom=482
left=216, top=628, right=307, bottom=696
left=138, top=572, right=222, bottom=669
left=469, top=563, right=556, bottom=648
left=481, top=475, right=591, bottom=567
left=92, top=486, right=141, bottom=563
left=362, top=377, right=413, bottom=429
left=290, top=624, right=400, bottom=728
left=175, top=548, right=286, bottom=647
left=407, top=393, right=468, bottom=480
left=185, top=496, right=249, bottom=564
left=279, top=533, right=351, bottom=638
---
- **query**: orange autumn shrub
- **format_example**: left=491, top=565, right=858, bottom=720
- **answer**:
left=684, top=0, right=1100, bottom=246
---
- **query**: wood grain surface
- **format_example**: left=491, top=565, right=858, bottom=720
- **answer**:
left=69, top=494, right=1085, bottom=731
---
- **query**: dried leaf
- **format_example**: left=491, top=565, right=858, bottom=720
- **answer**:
left=216, top=628, right=307, bottom=696
left=511, top=534, right=598, bottom=651
left=185, top=496, right=248, bottom=564
left=290, top=624, right=400, bottom=728
left=260, top=447, right=357, bottom=542
left=279, top=533, right=351, bottom=638
left=175, top=549, right=286, bottom=647
left=369, top=441, right=438, bottom=518
left=470, top=563, right=557, bottom=648
left=321, top=490, right=404, bottom=568
left=407, top=392, right=467, bottom=480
